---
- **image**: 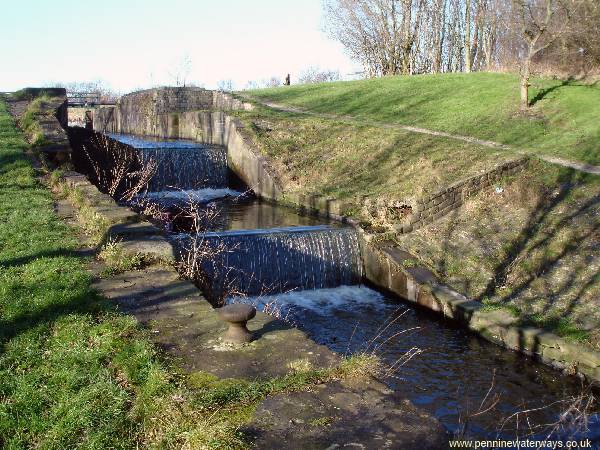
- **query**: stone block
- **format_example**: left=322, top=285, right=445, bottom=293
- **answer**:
left=401, top=223, right=413, bottom=233
left=119, top=235, right=176, bottom=263
left=106, top=221, right=161, bottom=240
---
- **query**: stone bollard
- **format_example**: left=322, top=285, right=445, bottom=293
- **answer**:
left=217, top=304, right=256, bottom=344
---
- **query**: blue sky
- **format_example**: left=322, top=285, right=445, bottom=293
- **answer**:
left=0, top=0, right=358, bottom=93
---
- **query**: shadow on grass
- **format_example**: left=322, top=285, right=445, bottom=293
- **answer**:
left=0, top=287, right=108, bottom=348
left=529, top=79, right=575, bottom=106
left=0, top=248, right=95, bottom=269
left=428, top=164, right=599, bottom=343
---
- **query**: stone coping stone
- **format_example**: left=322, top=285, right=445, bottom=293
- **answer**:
left=63, top=172, right=88, bottom=187
left=243, top=379, right=447, bottom=449
left=118, top=235, right=176, bottom=263
left=92, top=206, right=140, bottom=225
left=92, top=265, right=340, bottom=380
left=106, top=222, right=162, bottom=239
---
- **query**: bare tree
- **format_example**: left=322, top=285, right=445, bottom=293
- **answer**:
left=298, top=66, right=341, bottom=84
left=324, top=0, right=425, bottom=76
left=217, top=79, right=234, bottom=92
left=244, top=80, right=260, bottom=90
left=540, top=0, right=600, bottom=76
left=169, top=53, right=193, bottom=87
left=322, top=0, right=597, bottom=81
left=511, top=0, right=581, bottom=108
left=263, top=76, right=282, bottom=88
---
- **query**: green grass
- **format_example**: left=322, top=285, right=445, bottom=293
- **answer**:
left=97, top=239, right=145, bottom=277
left=234, top=105, right=517, bottom=221
left=18, top=95, right=53, bottom=147
left=245, top=72, right=600, bottom=165
left=0, top=97, right=184, bottom=448
left=394, top=160, right=600, bottom=347
left=0, top=99, right=129, bottom=447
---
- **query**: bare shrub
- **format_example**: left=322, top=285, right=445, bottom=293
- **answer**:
left=298, top=67, right=341, bottom=84
left=80, top=133, right=158, bottom=201
left=497, top=388, right=596, bottom=440
left=361, top=197, right=412, bottom=231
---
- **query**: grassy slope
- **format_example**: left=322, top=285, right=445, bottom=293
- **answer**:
left=234, top=106, right=517, bottom=215
left=396, top=160, right=600, bottom=346
left=0, top=98, right=178, bottom=448
left=246, top=72, right=600, bottom=165
left=242, top=74, right=600, bottom=347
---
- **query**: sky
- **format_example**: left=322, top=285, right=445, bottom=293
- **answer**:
left=0, top=0, right=359, bottom=93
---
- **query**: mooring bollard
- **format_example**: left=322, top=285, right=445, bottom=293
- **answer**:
left=217, top=304, right=257, bottom=344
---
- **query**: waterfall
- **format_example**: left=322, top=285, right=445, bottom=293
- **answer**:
left=137, top=147, right=227, bottom=190
left=108, top=133, right=228, bottom=190
left=173, top=225, right=363, bottom=301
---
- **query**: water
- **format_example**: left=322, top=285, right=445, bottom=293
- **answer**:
left=173, top=226, right=362, bottom=301
left=108, top=133, right=228, bottom=190
left=156, top=195, right=337, bottom=233
left=107, top=133, right=208, bottom=149
left=133, top=188, right=242, bottom=207
left=236, top=286, right=599, bottom=443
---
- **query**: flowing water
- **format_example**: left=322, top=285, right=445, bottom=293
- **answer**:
left=109, top=133, right=599, bottom=444
left=108, top=133, right=228, bottom=190
left=173, top=225, right=362, bottom=300
left=233, top=287, right=600, bottom=442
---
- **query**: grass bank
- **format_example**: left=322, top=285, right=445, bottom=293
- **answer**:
left=0, top=96, right=190, bottom=448
left=233, top=105, right=518, bottom=218
left=395, top=159, right=600, bottom=348
left=245, top=72, right=600, bottom=165
left=236, top=80, right=600, bottom=350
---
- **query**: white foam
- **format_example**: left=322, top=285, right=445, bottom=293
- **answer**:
left=137, top=188, right=242, bottom=203
left=231, top=285, right=386, bottom=315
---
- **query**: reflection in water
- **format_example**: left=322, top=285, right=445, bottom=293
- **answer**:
left=107, top=133, right=206, bottom=149
left=195, top=197, right=336, bottom=232
left=237, top=286, right=599, bottom=442
left=134, top=188, right=242, bottom=205
left=143, top=195, right=335, bottom=233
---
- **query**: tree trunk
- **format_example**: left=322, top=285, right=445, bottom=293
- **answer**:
left=465, top=0, right=472, bottom=72
left=520, top=55, right=531, bottom=109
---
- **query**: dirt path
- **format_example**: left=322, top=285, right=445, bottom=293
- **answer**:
left=251, top=98, right=600, bottom=176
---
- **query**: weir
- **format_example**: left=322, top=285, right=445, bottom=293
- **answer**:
left=108, top=133, right=228, bottom=191
left=173, top=225, right=363, bottom=301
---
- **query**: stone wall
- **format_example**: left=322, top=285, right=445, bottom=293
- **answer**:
left=6, top=87, right=70, bottom=156
left=94, top=88, right=252, bottom=135
left=92, top=88, right=282, bottom=200
left=398, top=157, right=530, bottom=233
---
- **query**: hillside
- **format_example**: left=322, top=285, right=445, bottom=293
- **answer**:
left=245, top=72, right=600, bottom=165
